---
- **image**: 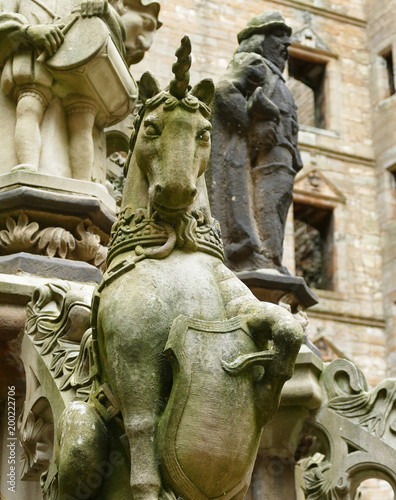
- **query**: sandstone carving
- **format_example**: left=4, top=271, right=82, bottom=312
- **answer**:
left=299, top=359, right=396, bottom=499
left=210, top=10, right=302, bottom=274
left=18, top=410, right=54, bottom=481
left=17, top=281, right=95, bottom=484
left=24, top=38, right=303, bottom=500
left=0, top=0, right=161, bottom=181
left=0, top=213, right=107, bottom=270
left=0, top=213, right=39, bottom=252
left=25, top=282, right=96, bottom=400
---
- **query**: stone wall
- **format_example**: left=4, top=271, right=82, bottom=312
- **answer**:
left=365, top=0, right=396, bottom=378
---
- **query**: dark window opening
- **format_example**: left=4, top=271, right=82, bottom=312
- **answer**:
left=294, top=202, right=334, bottom=290
left=288, top=57, right=326, bottom=129
left=106, top=131, right=129, bottom=159
left=383, top=49, right=396, bottom=97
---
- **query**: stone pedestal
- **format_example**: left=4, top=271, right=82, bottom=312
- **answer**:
left=0, top=171, right=116, bottom=280
left=248, top=346, right=323, bottom=500
left=238, top=270, right=323, bottom=499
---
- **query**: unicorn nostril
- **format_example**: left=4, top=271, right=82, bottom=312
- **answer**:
left=191, top=188, right=197, bottom=199
left=155, top=184, right=163, bottom=195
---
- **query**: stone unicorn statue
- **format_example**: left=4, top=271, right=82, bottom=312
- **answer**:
left=49, top=37, right=303, bottom=500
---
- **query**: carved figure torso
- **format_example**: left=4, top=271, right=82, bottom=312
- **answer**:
left=248, top=57, right=301, bottom=172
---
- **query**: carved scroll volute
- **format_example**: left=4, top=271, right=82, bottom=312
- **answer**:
left=301, top=359, right=396, bottom=499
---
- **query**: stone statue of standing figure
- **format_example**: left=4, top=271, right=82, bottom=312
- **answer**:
left=210, top=10, right=302, bottom=274
left=0, top=0, right=161, bottom=181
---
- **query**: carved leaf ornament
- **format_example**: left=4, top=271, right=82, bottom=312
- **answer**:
left=25, top=283, right=95, bottom=397
left=0, top=212, right=107, bottom=270
left=323, top=359, right=396, bottom=439
left=37, top=227, right=76, bottom=258
left=302, top=359, right=396, bottom=499
left=0, top=213, right=39, bottom=251
left=303, top=455, right=350, bottom=500
left=18, top=409, right=53, bottom=480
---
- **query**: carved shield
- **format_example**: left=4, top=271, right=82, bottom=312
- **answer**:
left=156, top=315, right=264, bottom=500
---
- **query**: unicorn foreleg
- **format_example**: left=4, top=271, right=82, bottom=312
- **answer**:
left=98, top=311, right=170, bottom=500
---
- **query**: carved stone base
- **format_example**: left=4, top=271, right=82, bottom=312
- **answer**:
left=248, top=346, right=323, bottom=500
left=0, top=172, right=117, bottom=273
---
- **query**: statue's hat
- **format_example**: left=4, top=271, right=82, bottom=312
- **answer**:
left=116, top=0, right=163, bottom=28
left=237, top=10, right=292, bottom=43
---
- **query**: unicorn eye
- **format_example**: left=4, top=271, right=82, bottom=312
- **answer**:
left=144, top=121, right=161, bottom=137
left=197, top=129, right=211, bottom=143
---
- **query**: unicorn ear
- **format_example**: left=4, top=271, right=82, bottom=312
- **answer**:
left=190, top=78, right=215, bottom=106
left=139, top=72, right=162, bottom=103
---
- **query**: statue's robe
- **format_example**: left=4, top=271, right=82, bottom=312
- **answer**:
left=210, top=52, right=302, bottom=273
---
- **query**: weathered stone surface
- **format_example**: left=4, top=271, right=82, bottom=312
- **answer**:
left=0, top=253, right=102, bottom=283
left=0, top=173, right=118, bottom=272
left=237, top=270, right=318, bottom=308
left=248, top=346, right=323, bottom=500
left=132, top=0, right=385, bottom=395
left=209, top=10, right=302, bottom=275
left=30, top=39, right=304, bottom=500
left=299, top=359, right=396, bottom=499
left=0, top=0, right=161, bottom=182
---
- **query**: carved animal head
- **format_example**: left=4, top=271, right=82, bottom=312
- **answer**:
left=124, top=37, right=215, bottom=219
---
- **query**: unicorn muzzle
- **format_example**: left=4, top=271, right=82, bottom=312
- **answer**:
left=151, top=183, right=197, bottom=213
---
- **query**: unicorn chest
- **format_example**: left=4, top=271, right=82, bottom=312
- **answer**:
left=122, top=251, right=227, bottom=322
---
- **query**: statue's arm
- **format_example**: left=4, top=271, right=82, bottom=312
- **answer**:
left=0, top=8, right=64, bottom=65
left=0, top=12, right=29, bottom=65
left=247, top=86, right=280, bottom=123
left=214, top=81, right=252, bottom=130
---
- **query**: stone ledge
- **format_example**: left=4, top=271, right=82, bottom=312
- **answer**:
left=237, top=270, right=318, bottom=309
left=0, top=170, right=116, bottom=213
left=0, top=253, right=102, bottom=285
left=0, top=185, right=116, bottom=234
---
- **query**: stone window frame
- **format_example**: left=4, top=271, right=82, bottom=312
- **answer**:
left=292, top=170, right=346, bottom=292
left=375, top=44, right=396, bottom=102
left=293, top=196, right=335, bottom=291
left=288, top=43, right=341, bottom=134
